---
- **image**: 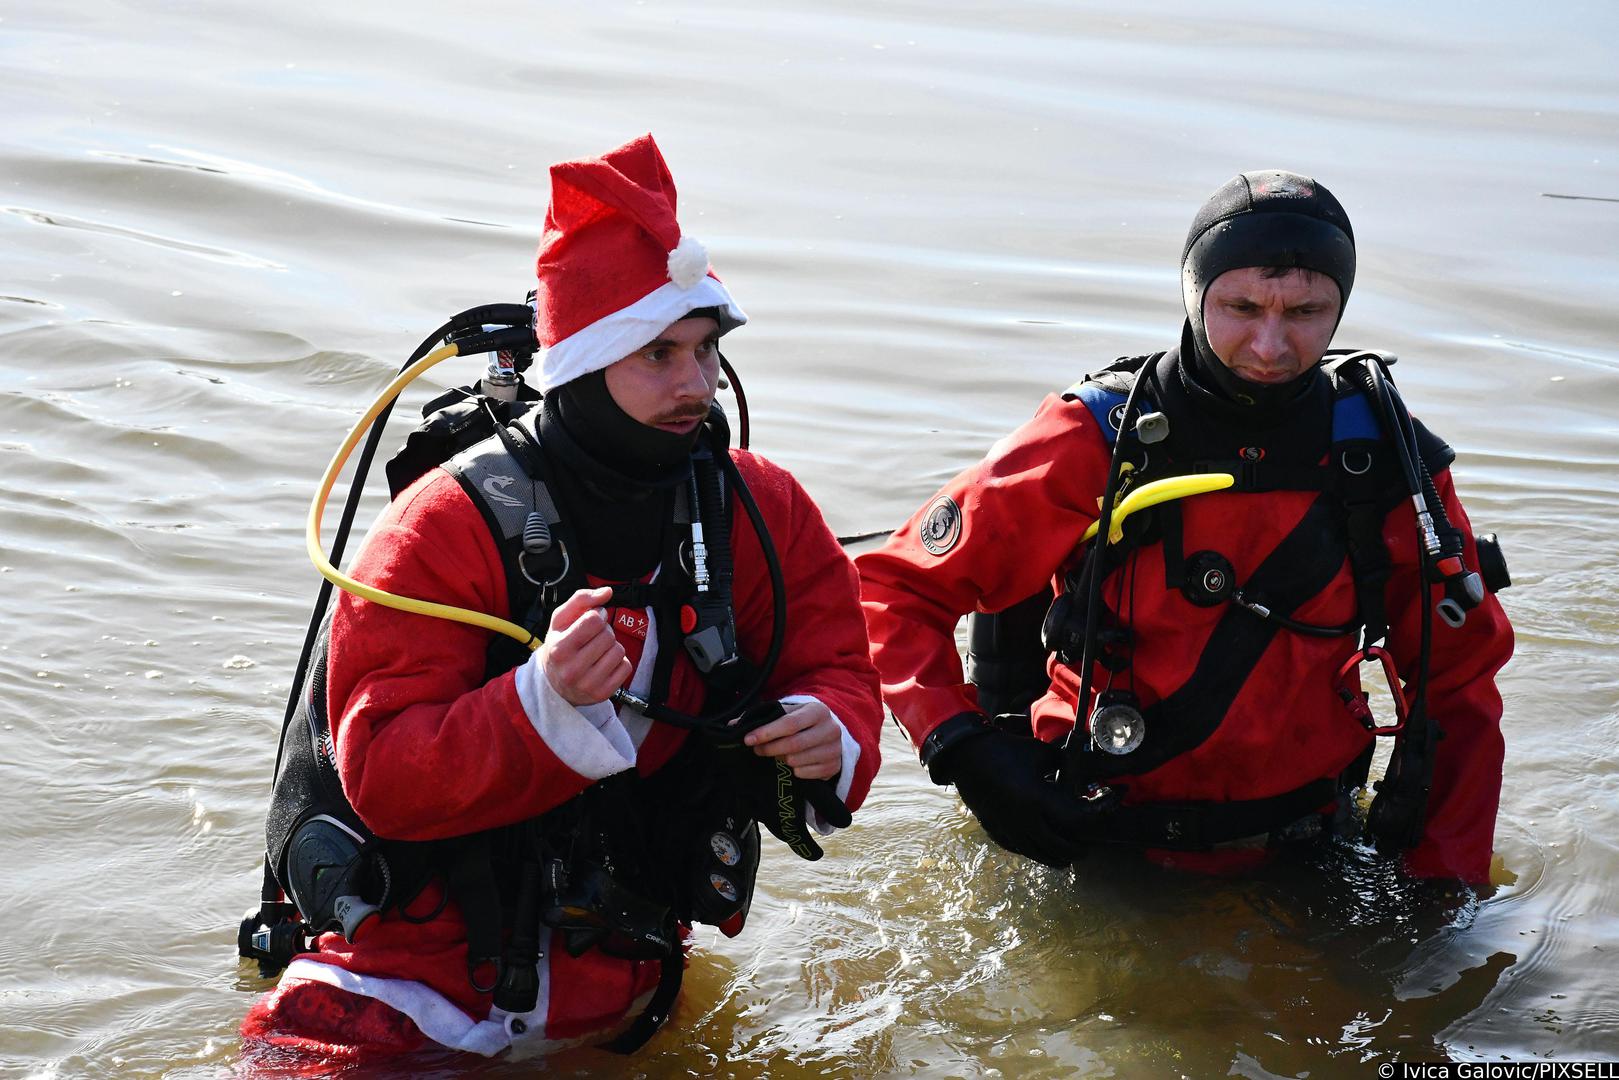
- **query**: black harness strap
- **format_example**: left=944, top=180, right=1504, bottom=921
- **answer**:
left=1101, top=777, right=1338, bottom=850
left=1066, top=494, right=1351, bottom=784
left=1337, top=473, right=1395, bottom=645
left=1189, top=459, right=1329, bottom=493
left=446, top=834, right=502, bottom=995
left=601, top=954, right=684, bottom=1055
left=1159, top=501, right=1188, bottom=591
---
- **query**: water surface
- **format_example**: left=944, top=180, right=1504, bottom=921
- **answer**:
left=2, top=1, right=1616, bottom=1076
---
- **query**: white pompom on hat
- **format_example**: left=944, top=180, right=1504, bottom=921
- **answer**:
left=531, top=133, right=747, bottom=392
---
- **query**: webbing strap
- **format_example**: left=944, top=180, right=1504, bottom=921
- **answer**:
left=600, top=951, right=684, bottom=1054
left=1188, top=459, right=1328, bottom=492
left=446, top=835, right=502, bottom=995
left=1100, top=777, right=1338, bottom=850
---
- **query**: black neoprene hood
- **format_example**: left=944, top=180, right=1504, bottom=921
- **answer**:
left=1181, top=170, right=1356, bottom=322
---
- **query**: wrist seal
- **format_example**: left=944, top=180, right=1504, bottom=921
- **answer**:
left=920, top=712, right=993, bottom=786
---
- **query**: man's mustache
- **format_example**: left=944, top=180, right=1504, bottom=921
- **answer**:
left=650, top=408, right=710, bottom=425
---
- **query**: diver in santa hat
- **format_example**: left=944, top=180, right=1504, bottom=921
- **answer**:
left=240, top=133, right=883, bottom=1061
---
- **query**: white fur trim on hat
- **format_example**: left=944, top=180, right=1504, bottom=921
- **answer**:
left=537, top=275, right=747, bottom=392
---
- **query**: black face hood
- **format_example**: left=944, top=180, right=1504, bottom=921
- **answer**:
left=540, top=372, right=713, bottom=582
left=544, top=367, right=701, bottom=493
left=1180, top=170, right=1356, bottom=413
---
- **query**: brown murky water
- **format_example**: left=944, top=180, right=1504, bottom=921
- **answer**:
left=2, top=1, right=1616, bottom=1076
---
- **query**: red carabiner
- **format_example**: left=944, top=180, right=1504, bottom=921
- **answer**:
left=1334, top=644, right=1406, bottom=736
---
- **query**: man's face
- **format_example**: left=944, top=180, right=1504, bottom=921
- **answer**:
left=1202, top=267, right=1341, bottom=385
left=603, top=315, right=721, bottom=434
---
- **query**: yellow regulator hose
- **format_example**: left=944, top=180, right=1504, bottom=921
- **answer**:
left=1080, top=473, right=1236, bottom=546
left=306, top=343, right=541, bottom=652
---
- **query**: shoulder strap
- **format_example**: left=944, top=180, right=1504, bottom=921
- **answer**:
left=442, top=406, right=582, bottom=677
left=1322, top=354, right=1404, bottom=644
left=1061, top=354, right=1158, bottom=448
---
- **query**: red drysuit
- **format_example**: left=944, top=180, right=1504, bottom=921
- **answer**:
left=858, top=364, right=1512, bottom=884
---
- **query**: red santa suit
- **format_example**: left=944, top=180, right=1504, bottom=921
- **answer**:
left=858, top=350, right=1512, bottom=884
left=243, top=130, right=883, bottom=1063
left=243, top=448, right=882, bottom=1057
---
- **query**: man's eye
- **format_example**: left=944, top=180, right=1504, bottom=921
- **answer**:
left=644, top=348, right=668, bottom=363
left=696, top=341, right=717, bottom=357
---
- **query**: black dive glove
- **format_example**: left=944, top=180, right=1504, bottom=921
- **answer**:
left=741, top=752, right=850, bottom=861
left=925, top=714, right=1120, bottom=868
left=707, top=701, right=852, bottom=862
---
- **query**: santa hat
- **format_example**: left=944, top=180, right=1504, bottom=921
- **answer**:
left=532, top=133, right=747, bottom=392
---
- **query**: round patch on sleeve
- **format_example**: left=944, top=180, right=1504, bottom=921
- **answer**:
left=919, top=494, right=962, bottom=555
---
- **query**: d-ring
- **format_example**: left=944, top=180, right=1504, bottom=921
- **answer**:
left=1341, top=449, right=1373, bottom=476
left=520, top=541, right=571, bottom=587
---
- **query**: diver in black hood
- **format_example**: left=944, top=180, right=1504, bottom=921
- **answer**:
left=859, top=170, right=1514, bottom=885
left=1179, top=170, right=1358, bottom=413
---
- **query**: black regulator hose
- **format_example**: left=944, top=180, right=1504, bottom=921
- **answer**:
left=718, top=350, right=749, bottom=451
left=1060, top=365, right=1154, bottom=792
left=622, top=447, right=787, bottom=734
left=694, top=449, right=735, bottom=640
left=1358, top=356, right=1440, bottom=849
left=718, top=448, right=788, bottom=715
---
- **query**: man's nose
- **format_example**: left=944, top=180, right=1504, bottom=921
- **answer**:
left=1248, top=315, right=1288, bottom=362
left=671, top=350, right=711, bottom=399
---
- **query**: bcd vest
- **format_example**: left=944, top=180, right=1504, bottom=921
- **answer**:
left=966, top=349, right=1456, bottom=848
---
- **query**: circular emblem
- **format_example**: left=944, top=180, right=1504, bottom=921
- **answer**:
left=1240, top=445, right=1266, bottom=463
left=919, top=495, right=962, bottom=556
left=709, top=830, right=741, bottom=866
left=1183, top=550, right=1235, bottom=607
left=1107, top=403, right=1129, bottom=431
left=709, top=872, right=739, bottom=903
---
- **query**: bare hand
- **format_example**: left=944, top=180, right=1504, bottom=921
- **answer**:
left=742, top=700, right=843, bottom=780
left=539, top=587, right=631, bottom=706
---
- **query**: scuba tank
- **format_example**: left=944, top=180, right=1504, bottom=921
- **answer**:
left=240, top=304, right=540, bottom=974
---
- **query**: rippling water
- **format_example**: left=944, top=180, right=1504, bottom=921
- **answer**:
left=3, top=1, right=1616, bottom=1076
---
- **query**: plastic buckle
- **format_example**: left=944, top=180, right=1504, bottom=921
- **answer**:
left=1334, top=645, right=1405, bottom=736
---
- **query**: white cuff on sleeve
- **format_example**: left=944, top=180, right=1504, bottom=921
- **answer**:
left=779, top=693, right=861, bottom=836
left=514, top=653, right=637, bottom=780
